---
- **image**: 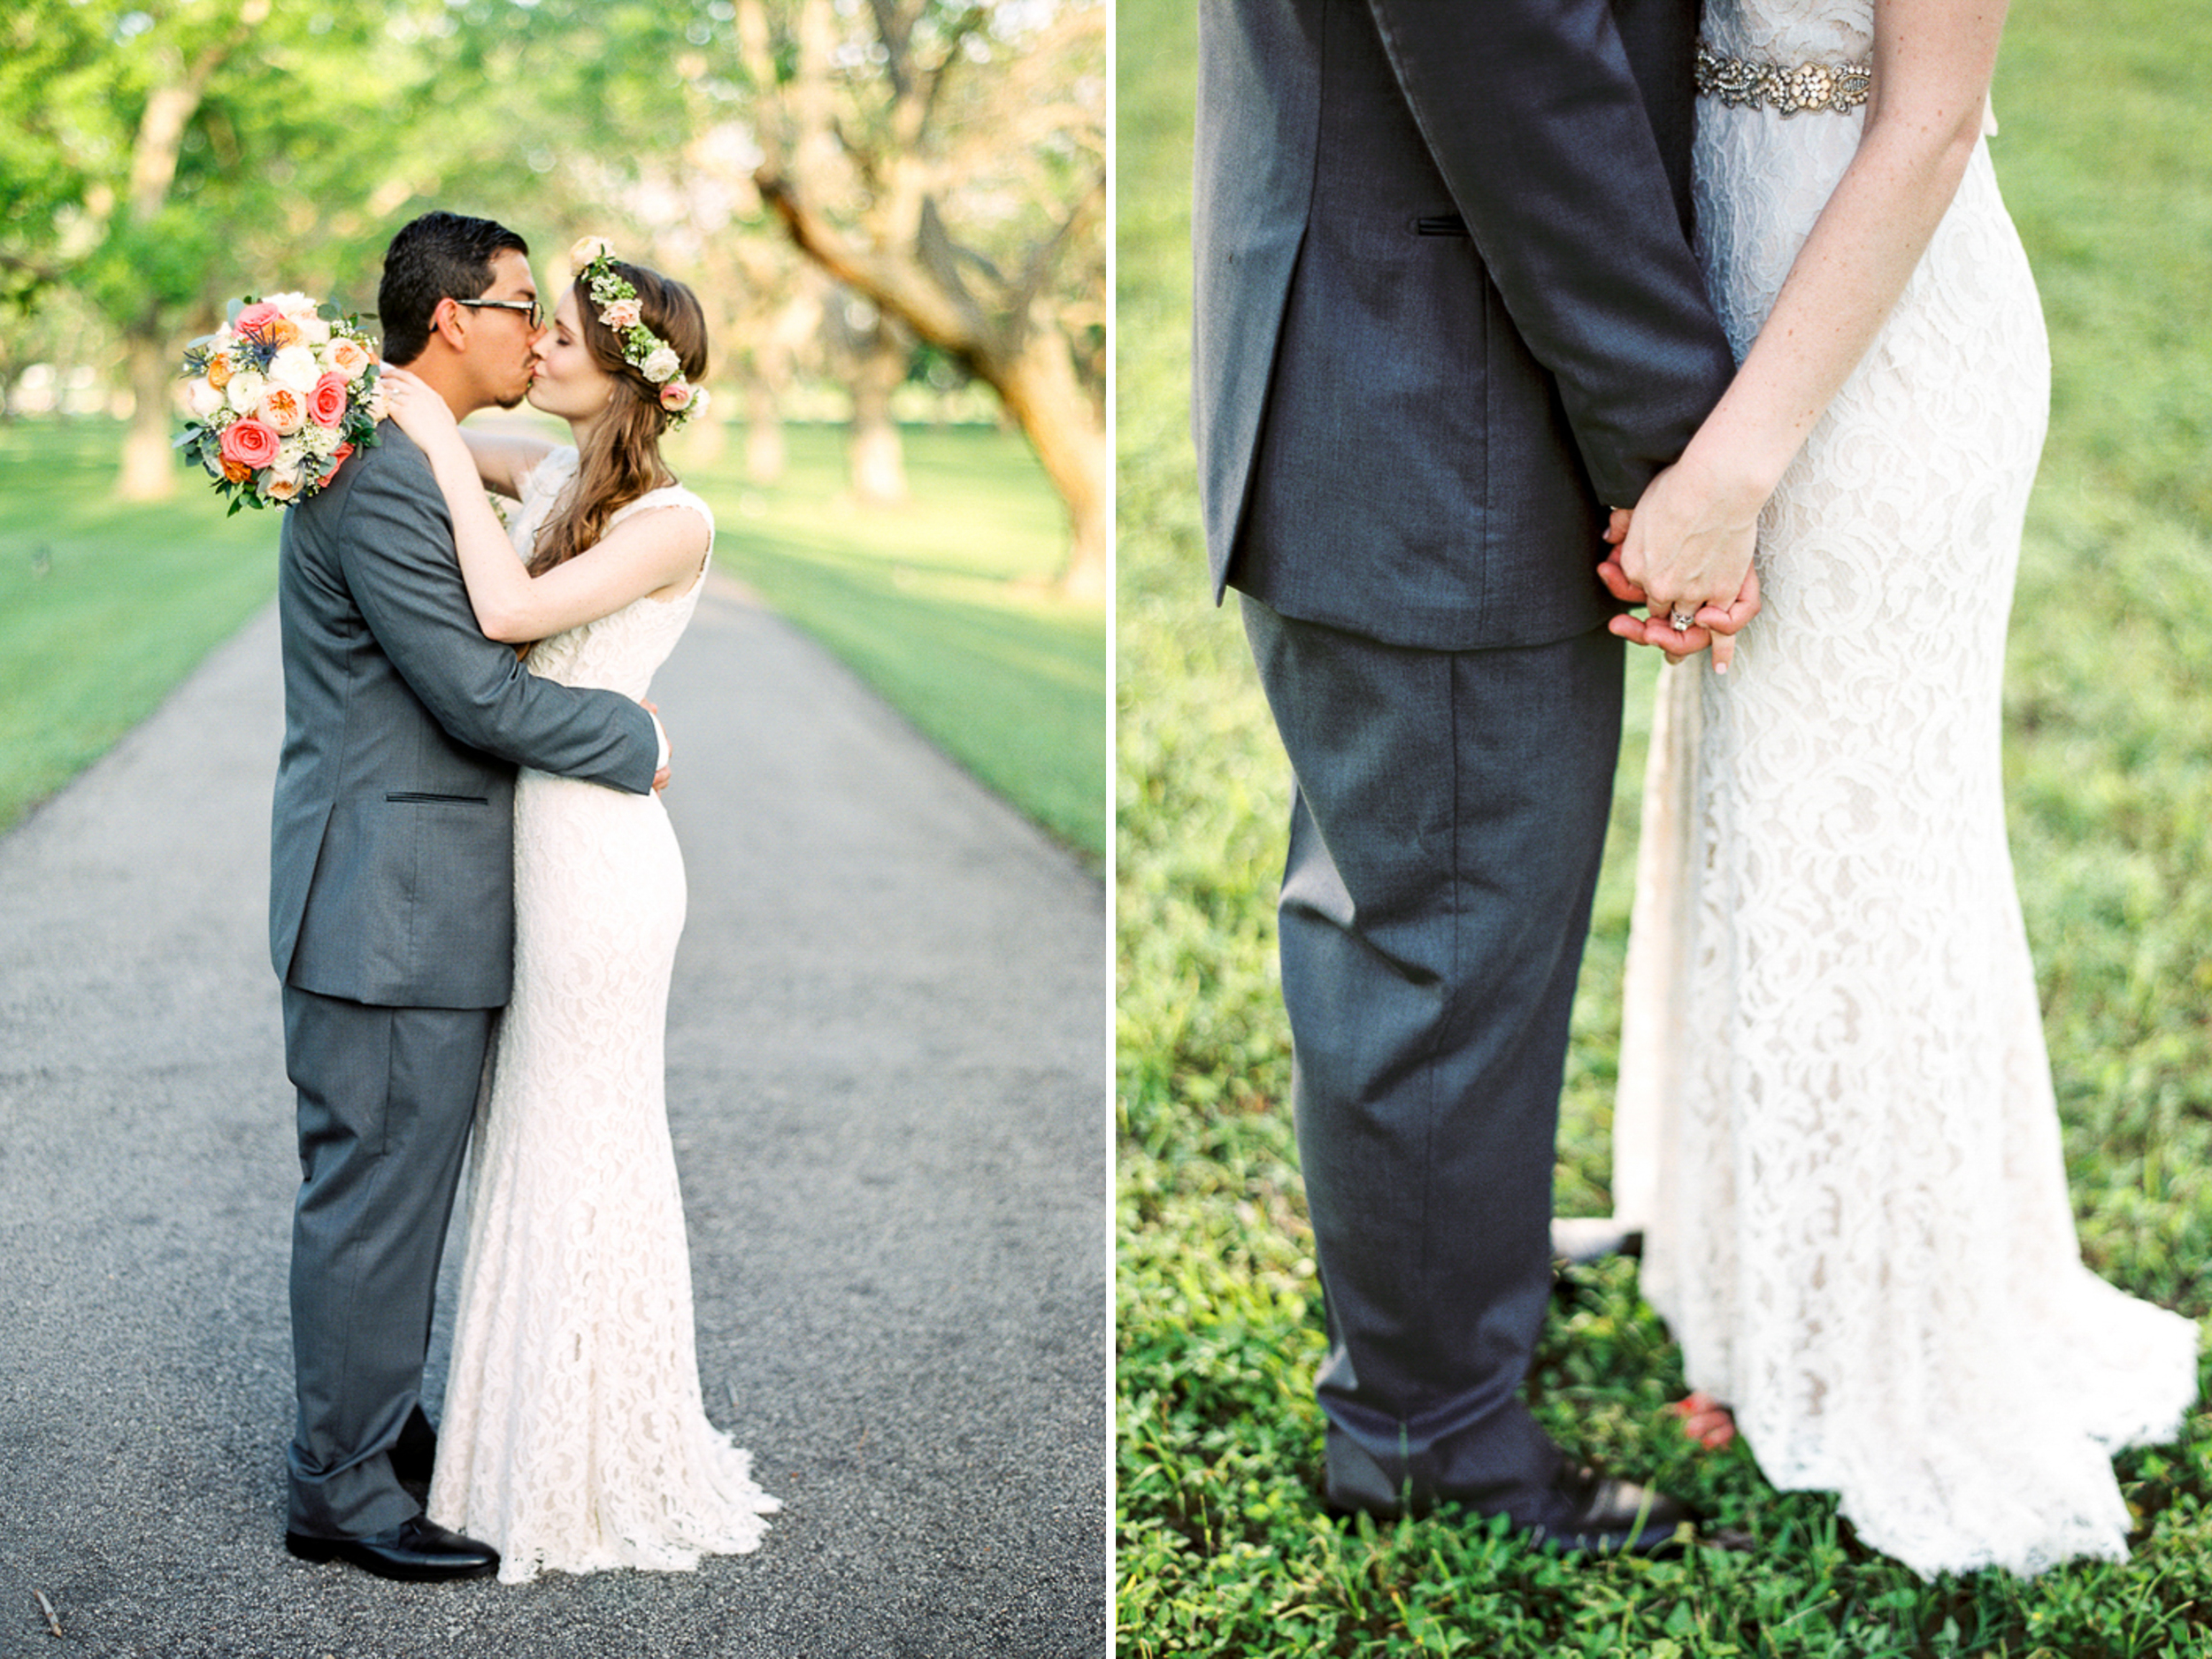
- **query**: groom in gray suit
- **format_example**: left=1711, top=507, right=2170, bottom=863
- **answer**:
left=1194, top=0, right=1740, bottom=1550
left=271, top=212, right=664, bottom=1580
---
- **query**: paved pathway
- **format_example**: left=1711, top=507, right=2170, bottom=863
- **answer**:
left=0, top=580, right=1107, bottom=1658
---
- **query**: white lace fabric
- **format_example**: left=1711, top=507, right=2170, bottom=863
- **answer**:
left=427, top=449, right=780, bottom=1583
left=1613, top=0, right=2199, bottom=1578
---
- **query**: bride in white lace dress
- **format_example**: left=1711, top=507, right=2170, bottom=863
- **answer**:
left=383, top=242, right=779, bottom=1583
left=1599, top=0, right=2198, bottom=1576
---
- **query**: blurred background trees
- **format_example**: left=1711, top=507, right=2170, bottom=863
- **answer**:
left=0, top=0, right=1103, bottom=591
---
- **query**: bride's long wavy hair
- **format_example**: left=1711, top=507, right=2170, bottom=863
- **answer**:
left=528, top=261, right=709, bottom=577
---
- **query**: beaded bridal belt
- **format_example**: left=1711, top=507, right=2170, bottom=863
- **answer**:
left=1694, top=42, right=1871, bottom=115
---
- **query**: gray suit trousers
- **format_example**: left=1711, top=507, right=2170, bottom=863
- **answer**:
left=282, top=987, right=491, bottom=1537
left=1241, top=596, right=1623, bottom=1521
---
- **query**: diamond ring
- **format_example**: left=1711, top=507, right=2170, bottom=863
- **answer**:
left=1669, top=608, right=1695, bottom=633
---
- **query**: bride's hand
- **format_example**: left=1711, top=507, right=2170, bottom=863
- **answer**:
left=377, top=365, right=461, bottom=453
left=1605, top=459, right=1765, bottom=671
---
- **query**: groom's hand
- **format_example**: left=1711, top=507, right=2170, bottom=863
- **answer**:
left=1610, top=456, right=1766, bottom=672
left=1600, top=533, right=1762, bottom=672
left=644, top=699, right=672, bottom=793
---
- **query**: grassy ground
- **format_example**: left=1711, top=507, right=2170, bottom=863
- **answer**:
left=1114, top=0, right=2212, bottom=1653
left=0, top=424, right=281, bottom=832
left=0, top=417, right=1104, bottom=861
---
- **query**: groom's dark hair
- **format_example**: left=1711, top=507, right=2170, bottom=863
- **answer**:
left=378, top=211, right=530, bottom=365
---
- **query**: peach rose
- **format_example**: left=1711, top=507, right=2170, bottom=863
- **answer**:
left=219, top=417, right=281, bottom=472
left=571, top=234, right=617, bottom=265
left=261, top=386, right=305, bottom=435
left=264, top=471, right=303, bottom=502
left=308, top=371, right=349, bottom=427
left=326, top=336, right=371, bottom=381
left=600, top=296, right=641, bottom=331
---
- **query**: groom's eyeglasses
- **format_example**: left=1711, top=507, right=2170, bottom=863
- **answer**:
left=454, top=297, right=543, bottom=329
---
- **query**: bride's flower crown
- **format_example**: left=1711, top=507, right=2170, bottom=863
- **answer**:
left=570, top=236, right=708, bottom=430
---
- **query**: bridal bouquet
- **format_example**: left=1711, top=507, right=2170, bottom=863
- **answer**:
left=176, top=294, right=383, bottom=512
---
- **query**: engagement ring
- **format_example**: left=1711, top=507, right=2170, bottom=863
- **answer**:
left=1670, top=608, right=1695, bottom=633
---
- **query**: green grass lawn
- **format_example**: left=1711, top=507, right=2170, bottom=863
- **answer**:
left=0, top=415, right=1103, bottom=862
left=0, top=423, right=283, bottom=831
left=1115, top=1, right=2212, bottom=1653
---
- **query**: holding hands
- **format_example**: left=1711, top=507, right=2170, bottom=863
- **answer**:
left=1598, top=450, right=1766, bottom=673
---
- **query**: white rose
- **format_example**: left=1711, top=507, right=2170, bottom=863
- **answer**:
left=226, top=371, right=268, bottom=414
left=296, top=315, right=333, bottom=346
left=571, top=234, right=616, bottom=266
left=267, top=344, right=322, bottom=393
left=641, top=345, right=680, bottom=384
left=263, top=290, right=318, bottom=315
left=186, top=378, right=227, bottom=418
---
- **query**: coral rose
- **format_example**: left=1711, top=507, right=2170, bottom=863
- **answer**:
left=308, top=372, right=349, bottom=427
left=234, top=300, right=282, bottom=337
left=219, top=417, right=281, bottom=472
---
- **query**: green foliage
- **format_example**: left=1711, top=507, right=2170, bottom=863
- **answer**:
left=1, top=1, right=430, bottom=333
left=1116, top=0, right=2212, bottom=1651
left=0, top=416, right=1100, bottom=864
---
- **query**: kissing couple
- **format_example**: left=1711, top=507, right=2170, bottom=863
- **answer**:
left=271, top=211, right=778, bottom=1584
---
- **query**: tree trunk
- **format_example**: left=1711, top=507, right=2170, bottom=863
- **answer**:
left=111, top=0, right=268, bottom=498
left=119, top=325, right=177, bottom=501
left=846, top=324, right=908, bottom=506
left=744, top=379, right=786, bottom=484
left=995, top=327, right=1105, bottom=603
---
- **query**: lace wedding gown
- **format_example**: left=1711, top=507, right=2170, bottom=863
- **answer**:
left=427, top=449, right=780, bottom=1583
left=1612, top=0, right=2198, bottom=1578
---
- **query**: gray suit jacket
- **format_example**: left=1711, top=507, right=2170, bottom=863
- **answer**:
left=1194, top=0, right=1739, bottom=649
left=269, top=424, right=658, bottom=1009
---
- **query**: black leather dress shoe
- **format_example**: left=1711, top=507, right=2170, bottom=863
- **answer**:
left=286, top=1517, right=499, bottom=1583
left=1532, top=1465, right=1692, bottom=1558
